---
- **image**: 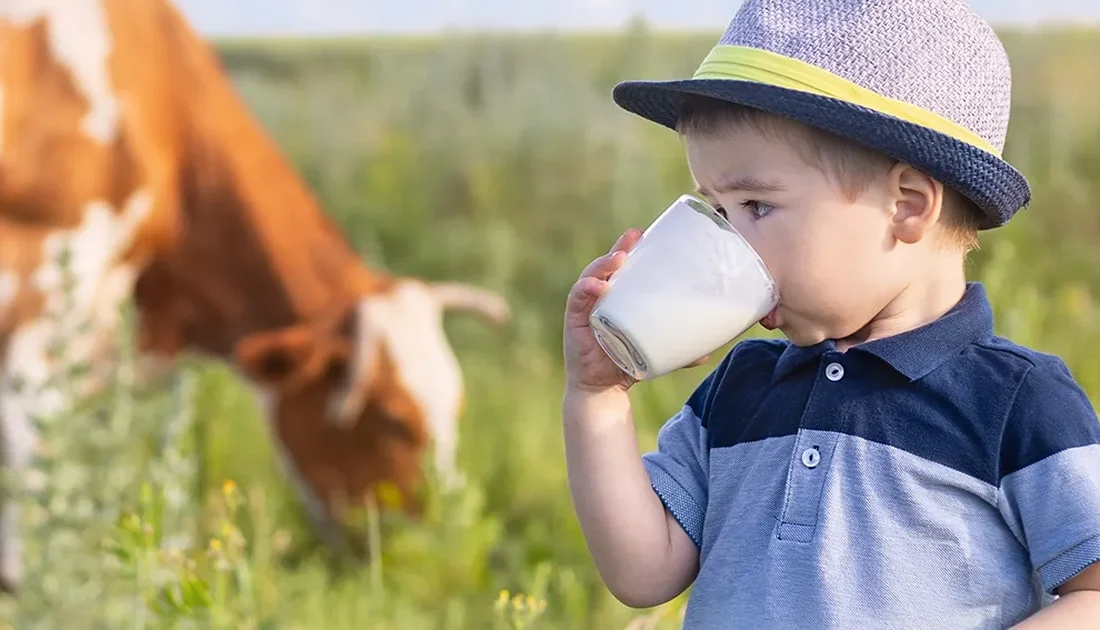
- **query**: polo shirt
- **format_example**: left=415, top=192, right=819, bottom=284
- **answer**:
left=642, top=282, right=1100, bottom=629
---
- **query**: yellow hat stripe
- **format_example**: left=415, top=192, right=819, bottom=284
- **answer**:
left=692, top=45, right=1001, bottom=158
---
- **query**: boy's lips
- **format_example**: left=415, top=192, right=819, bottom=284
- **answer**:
left=760, top=305, right=780, bottom=330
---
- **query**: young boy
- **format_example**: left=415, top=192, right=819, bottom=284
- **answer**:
left=561, top=1, right=1100, bottom=628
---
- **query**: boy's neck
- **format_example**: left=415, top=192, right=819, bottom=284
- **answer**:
left=835, top=256, right=968, bottom=353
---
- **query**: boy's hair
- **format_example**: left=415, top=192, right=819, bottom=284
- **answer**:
left=675, top=94, right=982, bottom=253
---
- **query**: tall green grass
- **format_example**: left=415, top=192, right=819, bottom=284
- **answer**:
left=1, top=27, right=1099, bottom=629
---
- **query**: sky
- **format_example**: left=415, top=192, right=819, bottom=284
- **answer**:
left=173, top=0, right=1100, bottom=36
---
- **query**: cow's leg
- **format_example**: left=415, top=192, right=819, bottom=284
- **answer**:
left=0, top=318, right=59, bottom=594
left=0, top=190, right=158, bottom=593
left=0, top=396, right=35, bottom=594
left=0, top=268, right=84, bottom=593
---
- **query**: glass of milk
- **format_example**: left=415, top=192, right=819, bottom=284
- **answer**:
left=589, top=194, right=779, bottom=381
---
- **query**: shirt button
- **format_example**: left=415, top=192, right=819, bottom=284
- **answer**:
left=825, top=362, right=845, bottom=381
left=801, top=447, right=820, bottom=468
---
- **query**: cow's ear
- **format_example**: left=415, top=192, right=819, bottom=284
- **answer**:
left=233, top=325, right=322, bottom=388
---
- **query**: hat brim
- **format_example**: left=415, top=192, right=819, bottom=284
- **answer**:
left=612, top=78, right=1031, bottom=230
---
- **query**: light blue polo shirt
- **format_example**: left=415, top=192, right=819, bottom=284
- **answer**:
left=642, top=282, right=1100, bottom=628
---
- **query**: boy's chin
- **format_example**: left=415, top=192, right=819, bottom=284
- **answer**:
left=777, top=322, right=827, bottom=348
left=756, top=308, right=831, bottom=348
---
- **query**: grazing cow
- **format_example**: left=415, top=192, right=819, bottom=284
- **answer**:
left=0, top=0, right=509, bottom=591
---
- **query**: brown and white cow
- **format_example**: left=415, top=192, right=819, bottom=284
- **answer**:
left=0, top=0, right=509, bottom=591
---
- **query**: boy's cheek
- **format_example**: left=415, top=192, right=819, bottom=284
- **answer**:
left=750, top=231, right=812, bottom=283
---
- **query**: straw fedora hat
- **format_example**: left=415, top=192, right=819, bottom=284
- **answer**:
left=612, top=0, right=1031, bottom=229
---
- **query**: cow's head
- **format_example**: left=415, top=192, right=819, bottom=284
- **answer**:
left=231, top=279, right=510, bottom=550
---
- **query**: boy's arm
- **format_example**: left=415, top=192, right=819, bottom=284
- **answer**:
left=997, top=357, right=1100, bottom=627
left=1009, top=563, right=1100, bottom=629
left=560, top=227, right=706, bottom=607
left=563, top=387, right=701, bottom=608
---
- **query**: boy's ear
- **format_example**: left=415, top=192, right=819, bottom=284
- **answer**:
left=234, top=325, right=349, bottom=390
left=887, top=162, right=945, bottom=245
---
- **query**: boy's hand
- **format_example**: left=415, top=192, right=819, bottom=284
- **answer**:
left=564, top=228, right=643, bottom=394
left=563, top=228, right=709, bottom=395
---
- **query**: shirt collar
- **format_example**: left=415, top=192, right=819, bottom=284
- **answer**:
left=772, top=282, right=995, bottom=383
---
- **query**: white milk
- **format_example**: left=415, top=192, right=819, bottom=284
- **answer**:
left=589, top=195, right=778, bottom=380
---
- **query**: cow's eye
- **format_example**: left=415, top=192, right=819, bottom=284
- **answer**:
left=377, top=411, right=420, bottom=444
left=261, top=350, right=293, bottom=379
left=324, top=359, right=348, bottom=383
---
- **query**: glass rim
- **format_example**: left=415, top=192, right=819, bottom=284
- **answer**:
left=673, top=193, right=779, bottom=300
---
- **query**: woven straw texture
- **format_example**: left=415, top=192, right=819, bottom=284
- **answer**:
left=611, top=0, right=1032, bottom=228
left=721, top=0, right=1012, bottom=152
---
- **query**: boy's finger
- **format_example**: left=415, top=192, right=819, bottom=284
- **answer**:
left=565, top=276, right=608, bottom=316
left=608, top=228, right=643, bottom=256
left=579, top=250, right=627, bottom=281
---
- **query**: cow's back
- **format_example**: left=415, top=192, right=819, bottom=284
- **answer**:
left=1, top=0, right=376, bottom=361
left=0, top=0, right=192, bottom=361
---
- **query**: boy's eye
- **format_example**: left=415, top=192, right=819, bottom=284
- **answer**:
left=714, top=206, right=729, bottom=220
left=741, top=200, right=775, bottom=220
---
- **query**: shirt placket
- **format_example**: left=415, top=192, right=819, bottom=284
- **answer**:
left=776, top=354, right=844, bottom=543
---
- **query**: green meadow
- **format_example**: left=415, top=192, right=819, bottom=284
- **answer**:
left=2, top=26, right=1099, bottom=629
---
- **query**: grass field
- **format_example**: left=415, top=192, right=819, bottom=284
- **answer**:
left=2, top=27, right=1100, bottom=629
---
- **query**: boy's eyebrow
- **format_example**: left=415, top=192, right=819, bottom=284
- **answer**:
left=694, top=176, right=787, bottom=196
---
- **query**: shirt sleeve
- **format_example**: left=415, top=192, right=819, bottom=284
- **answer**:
left=640, top=361, right=725, bottom=550
left=997, top=356, right=1100, bottom=595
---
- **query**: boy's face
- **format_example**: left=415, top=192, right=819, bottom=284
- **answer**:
left=684, top=124, right=909, bottom=347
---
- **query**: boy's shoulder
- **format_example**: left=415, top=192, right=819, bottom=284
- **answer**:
left=709, top=326, right=1085, bottom=396
left=976, top=335, right=1100, bottom=481
left=973, top=333, right=1082, bottom=379
left=695, top=331, right=1099, bottom=483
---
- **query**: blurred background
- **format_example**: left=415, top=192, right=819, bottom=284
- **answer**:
left=3, top=1, right=1100, bottom=628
